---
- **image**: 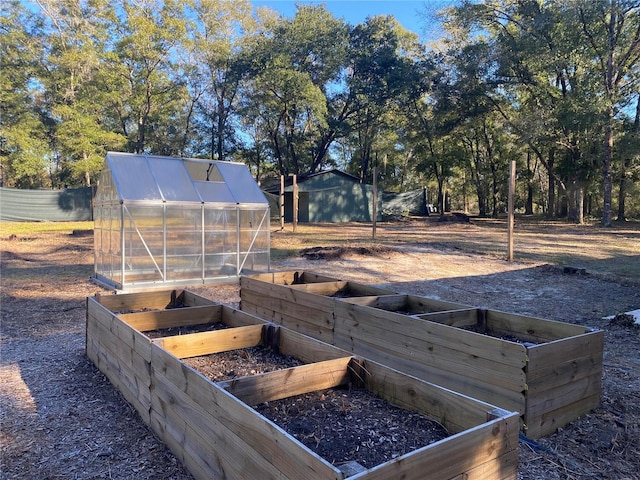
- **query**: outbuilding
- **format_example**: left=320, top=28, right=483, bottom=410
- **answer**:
left=93, top=152, right=270, bottom=291
left=264, top=169, right=381, bottom=223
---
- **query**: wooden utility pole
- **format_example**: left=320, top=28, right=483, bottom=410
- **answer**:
left=372, top=166, right=378, bottom=240
left=279, top=175, right=285, bottom=230
left=507, top=160, right=516, bottom=262
left=292, top=174, right=298, bottom=233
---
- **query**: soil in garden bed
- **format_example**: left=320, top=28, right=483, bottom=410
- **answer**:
left=144, top=321, right=230, bottom=339
left=183, top=345, right=304, bottom=382
left=255, top=387, right=450, bottom=470
left=458, top=324, right=539, bottom=345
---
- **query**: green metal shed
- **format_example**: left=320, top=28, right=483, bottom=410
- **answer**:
left=266, top=170, right=382, bottom=223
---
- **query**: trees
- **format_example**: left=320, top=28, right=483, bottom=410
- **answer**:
left=187, top=0, right=255, bottom=160
left=37, top=0, right=127, bottom=186
left=107, top=0, right=190, bottom=155
left=2, top=0, right=638, bottom=222
left=345, top=16, right=425, bottom=183
left=441, top=0, right=640, bottom=224
left=242, top=4, right=349, bottom=176
left=0, top=2, right=51, bottom=188
left=574, top=0, right=640, bottom=226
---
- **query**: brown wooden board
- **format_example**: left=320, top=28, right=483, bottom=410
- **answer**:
left=119, top=305, right=223, bottom=331
left=524, top=392, right=601, bottom=440
left=218, top=356, right=354, bottom=405
left=154, top=325, right=264, bottom=359
left=341, top=294, right=471, bottom=314
left=93, top=289, right=216, bottom=313
left=289, top=281, right=396, bottom=297
left=240, top=282, right=337, bottom=342
left=524, top=331, right=604, bottom=437
left=486, top=310, right=589, bottom=343
left=346, top=418, right=519, bottom=480
left=86, top=302, right=152, bottom=422
left=414, top=308, right=479, bottom=328
left=245, top=270, right=341, bottom=285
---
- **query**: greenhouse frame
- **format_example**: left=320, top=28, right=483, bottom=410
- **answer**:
left=93, top=152, right=270, bottom=291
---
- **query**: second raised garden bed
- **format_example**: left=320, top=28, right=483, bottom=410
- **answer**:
left=240, top=271, right=604, bottom=438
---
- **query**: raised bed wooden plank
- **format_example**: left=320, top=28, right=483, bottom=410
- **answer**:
left=341, top=294, right=471, bottom=314
left=87, top=316, right=151, bottom=386
left=486, top=310, right=587, bottom=343
left=241, top=289, right=336, bottom=342
left=414, top=308, right=479, bottom=328
left=347, top=416, right=519, bottom=480
left=118, top=305, right=223, bottom=332
left=524, top=392, right=601, bottom=440
left=93, top=289, right=216, bottom=312
left=219, top=356, right=354, bottom=405
left=331, top=319, right=527, bottom=394
left=220, top=305, right=268, bottom=328
left=290, top=281, right=396, bottom=298
left=87, top=297, right=153, bottom=361
left=278, top=327, right=350, bottom=364
left=361, top=358, right=508, bottom=433
left=525, top=372, right=602, bottom=421
left=151, top=344, right=343, bottom=480
left=334, top=336, right=526, bottom=417
left=154, top=325, right=265, bottom=359
left=86, top=334, right=150, bottom=423
left=246, top=270, right=341, bottom=285
left=527, top=352, right=603, bottom=395
left=526, top=331, right=604, bottom=382
left=333, top=302, right=528, bottom=369
left=151, top=371, right=290, bottom=480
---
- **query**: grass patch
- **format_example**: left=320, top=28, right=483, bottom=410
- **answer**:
left=1, top=221, right=93, bottom=237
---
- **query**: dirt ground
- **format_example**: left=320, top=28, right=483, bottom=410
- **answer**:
left=1, top=219, right=639, bottom=480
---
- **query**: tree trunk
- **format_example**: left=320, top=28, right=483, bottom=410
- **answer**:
left=567, top=182, right=584, bottom=224
left=525, top=151, right=534, bottom=215
left=618, top=96, right=640, bottom=221
left=616, top=158, right=629, bottom=222
left=436, top=177, right=445, bottom=215
left=602, top=118, right=614, bottom=227
left=491, top=162, right=499, bottom=218
left=547, top=148, right=555, bottom=218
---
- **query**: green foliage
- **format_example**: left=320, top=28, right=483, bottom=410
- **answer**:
left=1, top=0, right=638, bottom=226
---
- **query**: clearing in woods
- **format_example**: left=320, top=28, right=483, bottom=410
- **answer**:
left=1, top=217, right=639, bottom=479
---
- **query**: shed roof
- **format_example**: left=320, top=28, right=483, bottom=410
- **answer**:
left=262, top=169, right=361, bottom=193
left=104, top=152, right=267, bottom=204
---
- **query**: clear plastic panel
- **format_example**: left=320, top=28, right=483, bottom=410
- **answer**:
left=122, top=205, right=164, bottom=283
left=183, top=158, right=214, bottom=181
left=107, top=153, right=162, bottom=201
left=194, top=181, right=236, bottom=203
left=165, top=205, right=202, bottom=280
left=148, top=156, right=201, bottom=202
left=203, top=207, right=237, bottom=276
left=213, top=162, right=268, bottom=204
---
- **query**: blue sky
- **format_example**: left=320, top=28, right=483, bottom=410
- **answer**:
left=251, top=1, right=455, bottom=40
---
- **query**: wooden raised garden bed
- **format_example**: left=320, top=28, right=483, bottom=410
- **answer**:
left=240, top=271, right=604, bottom=438
left=86, top=289, right=265, bottom=422
left=87, top=289, right=520, bottom=480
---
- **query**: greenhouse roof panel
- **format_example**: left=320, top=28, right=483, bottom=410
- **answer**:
left=147, top=156, right=201, bottom=202
left=103, top=152, right=267, bottom=205
left=193, top=181, right=236, bottom=203
left=213, top=162, right=268, bottom=204
left=107, top=152, right=161, bottom=201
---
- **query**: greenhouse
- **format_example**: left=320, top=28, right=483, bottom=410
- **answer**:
left=93, top=152, right=270, bottom=291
